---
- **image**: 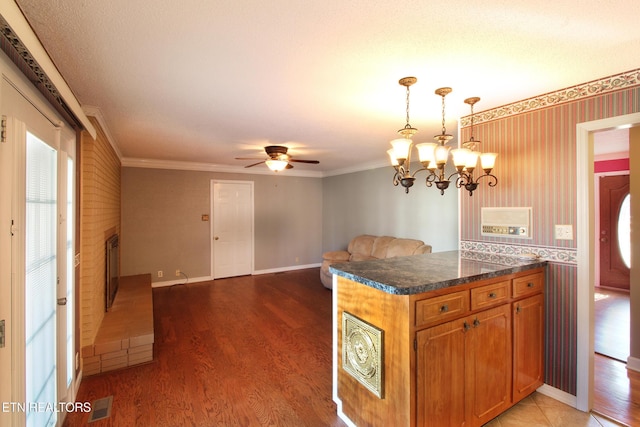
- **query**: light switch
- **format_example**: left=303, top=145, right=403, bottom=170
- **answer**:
left=555, top=224, right=573, bottom=240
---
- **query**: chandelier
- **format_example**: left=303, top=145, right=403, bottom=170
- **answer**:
left=387, top=77, right=498, bottom=195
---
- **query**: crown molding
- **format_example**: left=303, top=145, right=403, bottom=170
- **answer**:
left=121, top=157, right=324, bottom=177
left=82, top=105, right=123, bottom=159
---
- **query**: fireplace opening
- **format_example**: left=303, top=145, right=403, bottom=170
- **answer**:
left=106, top=234, right=120, bottom=311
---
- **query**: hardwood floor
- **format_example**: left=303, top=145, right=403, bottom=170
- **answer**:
left=594, top=354, right=640, bottom=426
left=593, top=287, right=640, bottom=426
left=594, top=288, right=630, bottom=362
left=63, top=269, right=347, bottom=426
left=63, top=269, right=637, bottom=426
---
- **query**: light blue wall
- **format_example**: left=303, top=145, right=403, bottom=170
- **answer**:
left=321, top=164, right=459, bottom=253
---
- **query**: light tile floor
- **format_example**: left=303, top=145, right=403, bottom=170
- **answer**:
left=484, top=393, right=626, bottom=427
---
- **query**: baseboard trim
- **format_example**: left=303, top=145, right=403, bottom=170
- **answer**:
left=536, top=384, right=578, bottom=408
left=150, top=265, right=322, bottom=287
left=627, top=356, right=640, bottom=372
left=151, top=275, right=212, bottom=288
left=253, top=263, right=321, bottom=275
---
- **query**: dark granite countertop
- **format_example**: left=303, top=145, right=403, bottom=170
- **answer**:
left=329, top=250, right=547, bottom=295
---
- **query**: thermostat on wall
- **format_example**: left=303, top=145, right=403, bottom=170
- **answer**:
left=481, top=207, right=532, bottom=238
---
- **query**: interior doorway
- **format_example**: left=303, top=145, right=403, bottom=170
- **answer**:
left=210, top=180, right=254, bottom=279
left=594, top=132, right=630, bottom=364
left=576, top=113, right=640, bottom=415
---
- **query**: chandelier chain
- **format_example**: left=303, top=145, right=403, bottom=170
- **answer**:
left=440, top=93, right=446, bottom=135
left=469, top=102, right=475, bottom=140
left=405, top=84, right=411, bottom=128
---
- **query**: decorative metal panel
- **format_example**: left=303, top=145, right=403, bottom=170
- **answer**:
left=342, top=311, right=384, bottom=398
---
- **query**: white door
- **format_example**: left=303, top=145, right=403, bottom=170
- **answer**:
left=211, top=180, right=254, bottom=279
left=0, top=75, right=75, bottom=426
left=56, top=152, right=75, bottom=407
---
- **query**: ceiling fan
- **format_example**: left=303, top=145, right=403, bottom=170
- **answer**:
left=235, top=145, right=320, bottom=171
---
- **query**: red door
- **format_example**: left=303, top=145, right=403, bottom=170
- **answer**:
left=599, top=175, right=630, bottom=290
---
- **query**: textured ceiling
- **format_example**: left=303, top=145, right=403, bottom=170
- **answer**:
left=14, top=0, right=640, bottom=174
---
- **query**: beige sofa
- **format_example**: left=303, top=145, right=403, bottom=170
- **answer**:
left=320, top=235, right=432, bottom=289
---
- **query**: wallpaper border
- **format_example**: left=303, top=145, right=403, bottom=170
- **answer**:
left=460, top=68, right=640, bottom=127
left=460, top=240, right=577, bottom=265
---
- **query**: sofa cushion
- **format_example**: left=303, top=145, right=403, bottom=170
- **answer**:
left=386, top=238, right=425, bottom=258
left=350, top=254, right=377, bottom=262
left=347, top=235, right=376, bottom=259
left=371, top=236, right=395, bottom=259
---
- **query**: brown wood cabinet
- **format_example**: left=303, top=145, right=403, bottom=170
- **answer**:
left=416, top=304, right=512, bottom=427
left=335, top=267, right=545, bottom=427
left=513, top=292, right=545, bottom=403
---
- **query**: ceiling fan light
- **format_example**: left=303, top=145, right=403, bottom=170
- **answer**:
left=265, top=159, right=288, bottom=172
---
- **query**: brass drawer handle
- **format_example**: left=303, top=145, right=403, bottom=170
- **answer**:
left=527, top=282, right=535, bottom=288
left=440, top=304, right=449, bottom=313
left=488, top=292, right=497, bottom=298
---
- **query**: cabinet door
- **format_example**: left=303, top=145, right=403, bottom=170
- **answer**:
left=467, top=304, right=512, bottom=426
left=513, top=294, right=544, bottom=403
left=416, top=318, right=468, bottom=427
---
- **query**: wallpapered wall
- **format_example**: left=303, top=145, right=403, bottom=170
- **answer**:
left=459, top=72, right=640, bottom=395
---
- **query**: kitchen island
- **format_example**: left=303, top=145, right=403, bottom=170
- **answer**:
left=330, top=250, right=547, bottom=427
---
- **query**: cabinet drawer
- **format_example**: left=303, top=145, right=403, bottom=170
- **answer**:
left=415, top=291, right=469, bottom=328
left=513, top=272, right=544, bottom=298
left=471, top=280, right=510, bottom=310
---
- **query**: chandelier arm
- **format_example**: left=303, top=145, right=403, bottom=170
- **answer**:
left=424, top=170, right=438, bottom=183
left=454, top=174, right=467, bottom=189
left=476, top=173, right=498, bottom=187
left=410, top=167, right=427, bottom=179
left=448, top=170, right=470, bottom=183
left=392, top=168, right=402, bottom=187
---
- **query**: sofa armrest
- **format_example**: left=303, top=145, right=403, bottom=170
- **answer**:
left=413, top=244, right=433, bottom=255
left=322, top=250, right=351, bottom=262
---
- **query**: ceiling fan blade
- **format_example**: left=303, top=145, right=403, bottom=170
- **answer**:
left=289, top=159, right=320, bottom=164
left=235, top=157, right=265, bottom=160
left=244, top=161, right=265, bottom=168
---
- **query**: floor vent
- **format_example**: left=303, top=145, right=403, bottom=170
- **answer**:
left=88, top=396, right=113, bottom=423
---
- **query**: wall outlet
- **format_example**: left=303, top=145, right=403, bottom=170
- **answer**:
left=555, top=224, right=573, bottom=240
left=176, top=269, right=181, bottom=277
left=157, top=270, right=163, bottom=278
